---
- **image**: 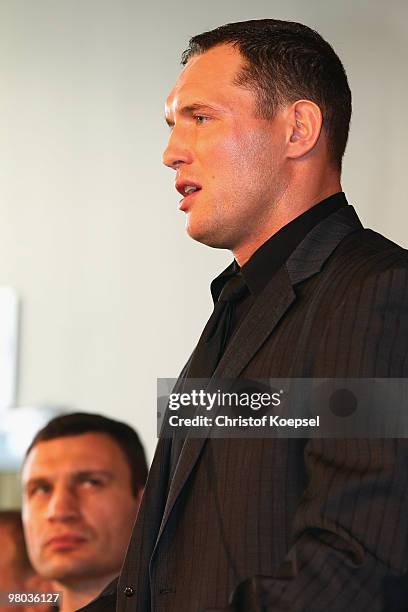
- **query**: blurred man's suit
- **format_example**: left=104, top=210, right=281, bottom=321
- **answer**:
left=87, top=201, right=408, bottom=612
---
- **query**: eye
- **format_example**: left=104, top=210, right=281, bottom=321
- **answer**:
left=80, top=477, right=104, bottom=489
left=194, top=114, right=210, bottom=124
left=28, top=483, right=51, bottom=497
left=82, top=478, right=102, bottom=487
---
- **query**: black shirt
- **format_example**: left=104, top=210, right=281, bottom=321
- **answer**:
left=210, top=192, right=347, bottom=346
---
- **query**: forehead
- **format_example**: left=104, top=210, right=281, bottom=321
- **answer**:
left=22, top=432, right=128, bottom=481
left=166, top=44, right=250, bottom=112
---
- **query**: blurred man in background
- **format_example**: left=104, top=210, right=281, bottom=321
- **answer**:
left=0, top=510, right=51, bottom=612
left=21, top=413, right=147, bottom=612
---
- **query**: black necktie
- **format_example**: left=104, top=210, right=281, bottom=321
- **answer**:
left=186, top=272, right=248, bottom=378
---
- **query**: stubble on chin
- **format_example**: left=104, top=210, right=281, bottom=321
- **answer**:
left=185, top=214, right=235, bottom=250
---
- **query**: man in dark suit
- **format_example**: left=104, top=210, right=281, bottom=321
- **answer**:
left=91, top=19, right=408, bottom=611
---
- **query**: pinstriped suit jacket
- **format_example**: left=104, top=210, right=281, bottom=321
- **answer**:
left=110, top=205, right=408, bottom=611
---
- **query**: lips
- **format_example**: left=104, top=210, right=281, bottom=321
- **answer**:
left=46, top=534, right=88, bottom=550
left=175, top=180, right=202, bottom=212
left=175, top=180, right=202, bottom=198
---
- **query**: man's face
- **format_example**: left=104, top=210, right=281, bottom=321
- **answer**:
left=22, top=433, right=141, bottom=584
left=163, top=44, right=289, bottom=254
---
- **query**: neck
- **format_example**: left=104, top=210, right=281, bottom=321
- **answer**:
left=55, top=575, right=115, bottom=612
left=233, top=171, right=342, bottom=266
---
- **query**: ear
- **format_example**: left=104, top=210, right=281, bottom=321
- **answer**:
left=286, top=100, right=323, bottom=160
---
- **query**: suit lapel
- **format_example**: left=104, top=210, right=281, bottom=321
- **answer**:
left=153, top=264, right=296, bottom=548
left=155, top=205, right=363, bottom=546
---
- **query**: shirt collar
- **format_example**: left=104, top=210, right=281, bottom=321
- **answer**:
left=211, top=192, right=348, bottom=301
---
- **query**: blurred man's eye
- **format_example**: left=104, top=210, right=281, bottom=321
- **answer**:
left=28, top=484, right=51, bottom=497
left=81, top=477, right=104, bottom=488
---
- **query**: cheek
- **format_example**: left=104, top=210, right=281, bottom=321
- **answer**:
left=85, top=494, right=138, bottom=535
left=211, top=129, right=272, bottom=182
left=22, top=509, right=40, bottom=548
left=216, top=132, right=247, bottom=165
left=198, top=128, right=245, bottom=175
left=24, top=527, right=41, bottom=564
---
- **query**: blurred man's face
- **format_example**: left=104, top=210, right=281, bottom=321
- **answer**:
left=163, top=44, right=288, bottom=254
left=22, top=433, right=141, bottom=584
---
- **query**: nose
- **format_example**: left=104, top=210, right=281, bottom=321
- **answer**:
left=162, top=125, right=193, bottom=169
left=46, top=484, right=80, bottom=523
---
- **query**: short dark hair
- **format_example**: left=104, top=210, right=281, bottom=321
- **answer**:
left=181, top=19, right=351, bottom=170
left=25, top=413, right=148, bottom=497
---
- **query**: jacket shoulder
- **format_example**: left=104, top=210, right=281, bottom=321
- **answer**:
left=329, top=227, right=408, bottom=278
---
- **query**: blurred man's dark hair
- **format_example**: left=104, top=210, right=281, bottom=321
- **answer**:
left=25, top=412, right=148, bottom=496
left=181, top=19, right=351, bottom=170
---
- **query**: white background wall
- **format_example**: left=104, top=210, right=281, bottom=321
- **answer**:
left=0, top=0, right=406, bottom=462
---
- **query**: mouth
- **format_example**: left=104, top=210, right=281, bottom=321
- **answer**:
left=175, top=181, right=202, bottom=211
left=46, top=534, right=88, bottom=551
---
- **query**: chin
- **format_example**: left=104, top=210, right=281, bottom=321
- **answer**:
left=186, top=218, right=230, bottom=250
left=37, top=558, right=89, bottom=582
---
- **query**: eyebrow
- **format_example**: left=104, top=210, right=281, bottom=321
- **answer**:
left=165, top=102, right=223, bottom=127
left=24, top=477, right=50, bottom=491
left=24, top=470, right=114, bottom=489
left=72, top=470, right=114, bottom=483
